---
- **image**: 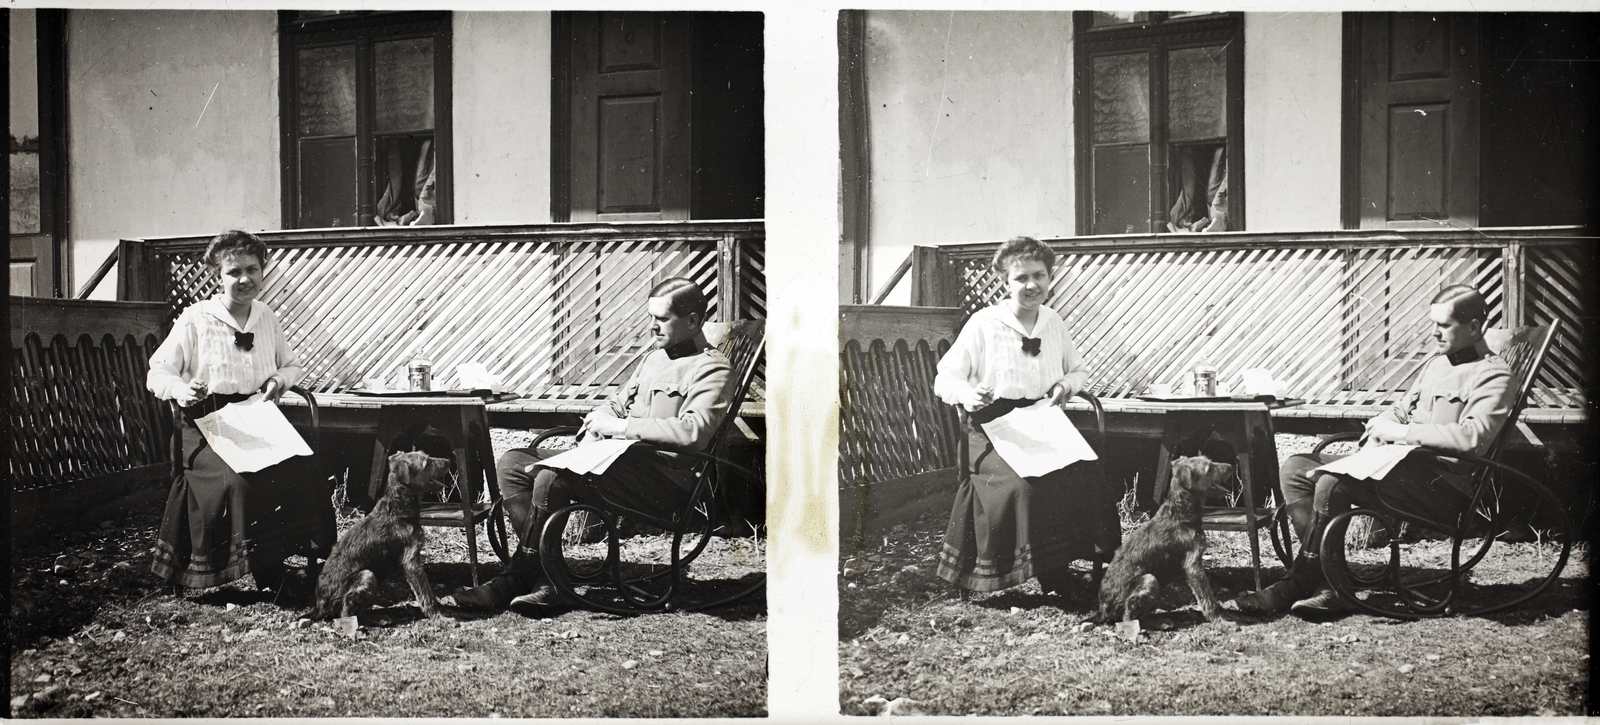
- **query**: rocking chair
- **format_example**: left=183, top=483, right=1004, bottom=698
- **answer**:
left=525, top=320, right=766, bottom=615
left=1312, top=322, right=1574, bottom=619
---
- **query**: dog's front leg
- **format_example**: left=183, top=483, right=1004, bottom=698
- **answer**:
left=401, top=540, right=442, bottom=618
left=1183, top=547, right=1224, bottom=621
left=341, top=570, right=378, bottom=619
left=1123, top=573, right=1159, bottom=622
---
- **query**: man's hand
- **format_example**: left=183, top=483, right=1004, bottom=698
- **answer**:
left=958, top=385, right=994, bottom=413
left=1365, top=418, right=1409, bottom=445
left=173, top=379, right=208, bottom=407
left=584, top=416, right=628, bottom=439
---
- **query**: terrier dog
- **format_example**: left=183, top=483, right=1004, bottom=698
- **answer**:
left=1094, top=455, right=1235, bottom=624
left=311, top=451, right=453, bottom=620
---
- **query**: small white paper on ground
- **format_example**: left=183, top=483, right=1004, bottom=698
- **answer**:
left=335, top=616, right=359, bottom=638
left=979, top=400, right=1097, bottom=477
left=192, top=396, right=313, bottom=473
left=534, top=439, right=638, bottom=476
left=1311, top=444, right=1420, bottom=481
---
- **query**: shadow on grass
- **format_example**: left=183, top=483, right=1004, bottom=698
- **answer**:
left=422, top=560, right=765, bottom=623
left=1202, top=561, right=1589, bottom=625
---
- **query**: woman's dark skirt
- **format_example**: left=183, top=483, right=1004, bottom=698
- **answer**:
left=936, top=422, right=1122, bottom=593
left=150, top=425, right=337, bottom=589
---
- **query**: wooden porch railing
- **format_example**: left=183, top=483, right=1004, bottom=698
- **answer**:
left=118, top=221, right=765, bottom=404
left=838, top=305, right=964, bottom=543
left=10, top=297, right=172, bottom=499
left=909, top=227, right=1591, bottom=409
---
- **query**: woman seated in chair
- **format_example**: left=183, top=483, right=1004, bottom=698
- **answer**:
left=933, top=236, right=1122, bottom=598
left=146, top=230, right=336, bottom=599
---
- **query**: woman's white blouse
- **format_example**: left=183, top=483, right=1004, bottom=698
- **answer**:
left=147, top=297, right=305, bottom=400
left=934, top=304, right=1089, bottom=406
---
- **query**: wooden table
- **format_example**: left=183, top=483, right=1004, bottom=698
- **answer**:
left=280, top=391, right=520, bottom=584
left=1063, top=396, right=1305, bottom=589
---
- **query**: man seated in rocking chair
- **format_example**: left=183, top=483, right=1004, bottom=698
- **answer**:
left=444, top=278, right=733, bottom=616
left=1234, top=284, right=1515, bottom=620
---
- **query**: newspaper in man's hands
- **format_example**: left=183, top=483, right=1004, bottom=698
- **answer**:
left=530, top=439, right=639, bottom=476
left=1309, top=444, right=1420, bottom=481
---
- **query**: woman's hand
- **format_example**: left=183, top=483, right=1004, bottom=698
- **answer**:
left=958, top=385, right=994, bottom=412
left=1047, top=380, right=1082, bottom=407
left=173, top=379, right=208, bottom=407
left=259, top=374, right=285, bottom=403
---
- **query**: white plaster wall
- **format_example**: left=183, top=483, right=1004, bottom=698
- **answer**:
left=864, top=11, right=1076, bottom=304
left=1243, top=12, right=1343, bottom=232
left=10, top=10, right=40, bottom=140
left=68, top=10, right=280, bottom=299
left=452, top=11, right=553, bottom=224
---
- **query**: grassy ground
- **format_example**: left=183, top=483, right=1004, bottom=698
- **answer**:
left=9, top=430, right=766, bottom=718
left=839, top=434, right=1592, bottom=717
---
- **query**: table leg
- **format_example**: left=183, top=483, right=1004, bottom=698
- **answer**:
left=1153, top=439, right=1174, bottom=507
left=450, top=430, right=481, bottom=587
left=367, top=437, right=391, bottom=504
left=1235, top=444, right=1264, bottom=591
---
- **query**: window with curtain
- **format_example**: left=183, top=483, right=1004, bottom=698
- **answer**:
left=1074, top=12, right=1243, bottom=235
left=280, top=12, right=451, bottom=228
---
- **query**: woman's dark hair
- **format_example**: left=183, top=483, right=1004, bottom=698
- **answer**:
left=204, top=229, right=270, bottom=269
left=990, top=236, right=1055, bottom=275
left=649, top=277, right=709, bottom=319
left=1431, top=284, right=1488, bottom=325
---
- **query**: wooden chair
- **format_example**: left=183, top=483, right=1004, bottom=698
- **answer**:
left=1313, top=323, right=1573, bottom=618
left=524, top=320, right=766, bottom=615
left=954, top=390, right=1113, bottom=594
left=167, top=386, right=325, bottom=580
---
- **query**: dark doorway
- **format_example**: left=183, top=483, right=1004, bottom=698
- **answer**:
left=9, top=9, right=71, bottom=297
left=1343, top=12, right=1600, bottom=229
left=552, top=11, right=764, bottom=222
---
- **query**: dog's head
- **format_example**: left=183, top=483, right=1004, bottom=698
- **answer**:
left=1170, top=455, right=1236, bottom=498
left=387, top=450, right=453, bottom=498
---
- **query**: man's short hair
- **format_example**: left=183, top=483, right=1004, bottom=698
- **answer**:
left=1431, top=284, right=1488, bottom=324
left=990, top=236, right=1056, bottom=275
left=649, top=277, right=709, bottom=319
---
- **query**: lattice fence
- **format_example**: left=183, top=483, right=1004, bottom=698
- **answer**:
left=138, top=223, right=765, bottom=401
left=936, top=234, right=1587, bottom=408
left=838, top=306, right=967, bottom=491
left=1524, top=244, right=1591, bottom=408
left=839, top=338, right=960, bottom=488
left=10, top=300, right=172, bottom=491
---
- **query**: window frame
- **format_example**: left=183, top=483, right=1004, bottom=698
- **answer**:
left=278, top=11, right=453, bottom=229
left=1073, top=11, right=1244, bottom=236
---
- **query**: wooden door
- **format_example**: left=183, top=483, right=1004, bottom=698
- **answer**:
left=1354, top=13, right=1481, bottom=228
left=564, top=12, right=693, bottom=222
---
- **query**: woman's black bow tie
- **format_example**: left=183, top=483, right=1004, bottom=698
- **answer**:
left=234, top=331, right=255, bottom=351
left=1021, top=336, right=1041, bottom=356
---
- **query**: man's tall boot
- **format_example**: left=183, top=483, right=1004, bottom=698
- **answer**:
left=445, top=509, right=546, bottom=611
left=1233, top=501, right=1326, bottom=614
